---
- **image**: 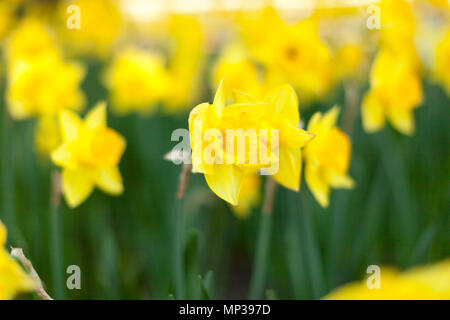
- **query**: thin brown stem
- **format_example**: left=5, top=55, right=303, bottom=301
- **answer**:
left=177, top=164, right=192, bottom=200
left=10, top=247, right=53, bottom=300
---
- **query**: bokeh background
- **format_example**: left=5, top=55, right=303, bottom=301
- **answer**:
left=0, top=0, right=449, bottom=299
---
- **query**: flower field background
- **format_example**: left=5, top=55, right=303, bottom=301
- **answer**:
left=0, top=0, right=449, bottom=300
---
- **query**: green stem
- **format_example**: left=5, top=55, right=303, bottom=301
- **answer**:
left=297, top=192, right=325, bottom=299
left=248, top=177, right=276, bottom=300
left=50, top=170, right=65, bottom=300
left=173, top=197, right=185, bottom=299
left=173, top=164, right=191, bottom=299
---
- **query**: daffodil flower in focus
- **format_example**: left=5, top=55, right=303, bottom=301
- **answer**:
left=304, top=106, right=354, bottom=208
left=189, top=81, right=314, bottom=205
left=51, top=102, right=126, bottom=208
left=235, top=84, right=316, bottom=191
left=362, top=50, right=422, bottom=135
left=104, top=46, right=169, bottom=115
left=0, top=220, right=35, bottom=300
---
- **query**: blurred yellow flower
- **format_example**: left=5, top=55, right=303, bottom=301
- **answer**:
left=304, top=106, right=354, bottom=208
left=189, top=81, right=313, bottom=205
left=212, top=42, right=262, bottom=99
left=378, top=0, right=422, bottom=72
left=0, top=220, right=35, bottom=300
left=241, top=7, right=335, bottom=102
left=433, top=30, right=450, bottom=94
left=362, top=50, right=423, bottom=135
left=379, top=0, right=416, bottom=39
left=35, top=116, right=61, bottom=156
left=51, top=102, right=126, bottom=208
left=324, top=259, right=450, bottom=300
left=7, top=18, right=60, bottom=62
left=7, top=57, right=86, bottom=120
left=57, top=0, right=122, bottom=57
left=334, top=43, right=364, bottom=81
left=104, top=47, right=168, bottom=115
left=164, top=14, right=204, bottom=112
left=231, top=174, right=261, bottom=219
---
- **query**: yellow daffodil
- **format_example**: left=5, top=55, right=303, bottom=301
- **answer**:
left=379, top=0, right=416, bottom=41
left=433, top=30, right=450, bottom=94
left=212, top=42, right=262, bottom=99
left=362, top=50, right=423, bottom=135
left=0, top=220, right=35, bottom=300
left=231, top=174, right=261, bottom=219
left=7, top=57, right=86, bottom=120
left=304, top=106, right=354, bottom=208
left=57, top=0, right=122, bottom=58
left=104, top=47, right=169, bottom=115
left=7, top=18, right=60, bottom=62
left=164, top=14, right=204, bottom=112
left=51, top=102, right=126, bottom=208
left=334, top=43, right=364, bottom=81
left=240, top=7, right=335, bottom=102
left=378, top=0, right=422, bottom=72
left=189, top=81, right=314, bottom=205
left=324, top=259, right=450, bottom=300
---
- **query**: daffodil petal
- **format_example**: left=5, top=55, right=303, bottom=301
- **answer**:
left=204, top=164, right=244, bottom=205
left=305, top=163, right=330, bottom=208
left=0, top=221, right=6, bottom=246
left=362, top=92, right=385, bottom=133
left=213, top=78, right=225, bottom=119
left=265, top=84, right=299, bottom=125
left=95, top=166, right=124, bottom=195
left=60, top=109, right=82, bottom=141
left=281, top=123, right=315, bottom=149
left=329, top=172, right=355, bottom=189
left=273, top=147, right=301, bottom=191
left=386, top=108, right=415, bottom=136
left=85, top=101, right=107, bottom=129
left=322, top=105, right=340, bottom=129
left=51, top=143, right=77, bottom=170
left=62, top=168, right=94, bottom=208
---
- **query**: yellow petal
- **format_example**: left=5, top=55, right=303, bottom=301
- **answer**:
left=273, top=147, right=301, bottom=191
left=321, top=106, right=340, bottom=130
left=60, top=109, right=82, bottom=141
left=329, top=172, right=355, bottom=189
left=232, top=89, right=257, bottom=103
left=85, top=101, right=107, bottom=130
left=362, top=91, right=385, bottom=133
left=0, top=220, right=6, bottom=246
left=51, top=143, right=77, bottom=170
left=95, top=166, right=124, bottom=195
left=62, top=168, right=94, bottom=208
left=265, top=84, right=299, bottom=125
left=307, top=111, right=322, bottom=132
left=280, top=122, right=315, bottom=149
left=204, top=164, right=244, bottom=205
left=213, top=78, right=225, bottom=119
left=305, top=162, right=330, bottom=208
left=386, top=108, right=415, bottom=136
